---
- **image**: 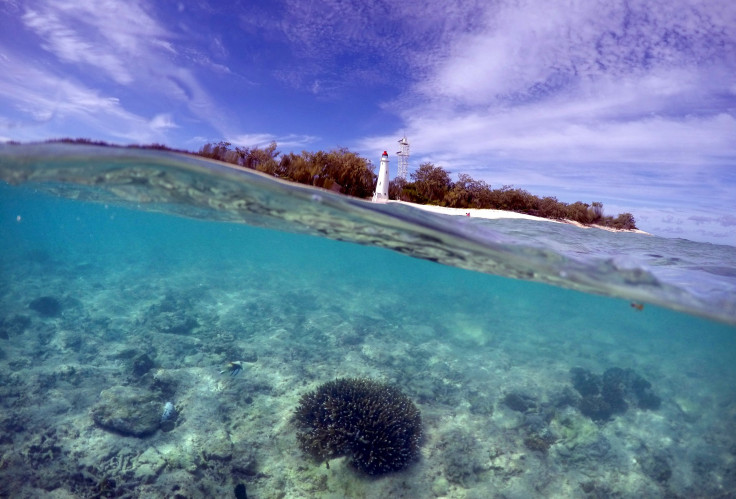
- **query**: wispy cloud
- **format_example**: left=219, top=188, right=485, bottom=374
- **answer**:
left=228, top=133, right=319, bottom=149
left=265, top=0, right=487, bottom=94
left=0, top=52, right=171, bottom=143
left=354, top=0, right=735, bottom=245
left=149, top=114, right=178, bottom=131
left=420, top=0, right=735, bottom=106
left=360, top=0, right=736, bottom=208
left=8, top=0, right=226, bottom=141
left=21, top=0, right=169, bottom=85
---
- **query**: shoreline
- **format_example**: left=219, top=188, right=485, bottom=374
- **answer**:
left=389, top=200, right=650, bottom=235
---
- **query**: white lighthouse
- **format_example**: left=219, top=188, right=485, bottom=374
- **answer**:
left=372, top=151, right=390, bottom=203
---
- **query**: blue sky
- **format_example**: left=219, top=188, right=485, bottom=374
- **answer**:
left=1, top=0, right=735, bottom=245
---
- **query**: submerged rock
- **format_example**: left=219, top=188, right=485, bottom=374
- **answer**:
left=132, top=353, right=155, bottom=377
left=133, top=447, right=167, bottom=483
left=503, top=392, right=537, bottom=413
left=639, top=449, right=672, bottom=483
left=468, top=391, right=494, bottom=415
left=29, top=296, right=62, bottom=317
left=570, top=367, right=601, bottom=397
left=145, top=293, right=200, bottom=335
left=551, top=386, right=581, bottom=408
left=234, top=483, right=247, bottom=499
left=569, top=367, right=661, bottom=421
left=439, top=428, right=488, bottom=486
left=203, top=429, right=233, bottom=461
left=0, top=314, right=31, bottom=339
left=579, top=395, right=618, bottom=421
left=524, top=433, right=555, bottom=453
left=153, top=313, right=198, bottom=335
left=91, top=386, right=162, bottom=437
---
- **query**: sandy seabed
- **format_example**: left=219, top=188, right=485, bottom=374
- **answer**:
left=0, top=229, right=733, bottom=499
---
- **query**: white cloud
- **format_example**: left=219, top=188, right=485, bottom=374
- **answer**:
left=150, top=114, right=178, bottom=130
left=14, top=0, right=227, bottom=138
left=21, top=0, right=170, bottom=85
left=277, top=134, right=320, bottom=149
left=228, top=133, right=319, bottom=149
left=394, top=0, right=736, bottom=164
left=361, top=103, right=736, bottom=171
left=0, top=55, right=121, bottom=117
left=268, top=0, right=488, bottom=92
left=421, top=0, right=736, bottom=106
left=356, top=0, right=736, bottom=245
left=0, top=52, right=179, bottom=144
left=421, top=0, right=579, bottom=104
left=22, top=9, right=131, bottom=84
left=229, top=133, right=277, bottom=147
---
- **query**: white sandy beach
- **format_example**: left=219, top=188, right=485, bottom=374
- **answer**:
left=390, top=200, right=552, bottom=221
left=389, top=200, right=650, bottom=234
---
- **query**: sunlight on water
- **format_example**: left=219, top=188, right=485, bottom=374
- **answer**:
left=1, top=146, right=735, bottom=498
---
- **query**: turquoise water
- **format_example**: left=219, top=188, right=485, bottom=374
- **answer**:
left=1, top=145, right=735, bottom=498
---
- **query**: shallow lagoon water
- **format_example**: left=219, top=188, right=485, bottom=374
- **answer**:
left=1, top=145, right=735, bottom=498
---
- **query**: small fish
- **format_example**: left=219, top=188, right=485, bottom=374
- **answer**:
left=220, top=361, right=243, bottom=376
left=630, top=302, right=644, bottom=311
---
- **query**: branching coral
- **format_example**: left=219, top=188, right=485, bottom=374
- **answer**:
left=294, top=378, right=422, bottom=475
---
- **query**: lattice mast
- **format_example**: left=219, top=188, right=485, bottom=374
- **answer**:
left=397, top=136, right=409, bottom=180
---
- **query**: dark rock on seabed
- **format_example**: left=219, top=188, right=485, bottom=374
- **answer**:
left=0, top=314, right=31, bottom=339
left=29, top=296, right=63, bottom=317
left=91, top=386, right=163, bottom=437
left=132, top=352, right=156, bottom=377
left=570, top=366, right=661, bottom=421
left=503, top=392, right=537, bottom=413
left=144, top=293, right=201, bottom=335
left=638, top=448, right=673, bottom=484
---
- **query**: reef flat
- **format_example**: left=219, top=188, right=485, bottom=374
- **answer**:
left=1, top=192, right=735, bottom=498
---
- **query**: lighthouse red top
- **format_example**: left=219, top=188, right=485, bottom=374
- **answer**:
left=382, top=151, right=388, bottom=156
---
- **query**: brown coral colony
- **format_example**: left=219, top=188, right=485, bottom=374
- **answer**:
left=294, top=378, right=422, bottom=475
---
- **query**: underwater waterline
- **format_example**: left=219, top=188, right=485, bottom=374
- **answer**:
left=1, top=144, right=735, bottom=498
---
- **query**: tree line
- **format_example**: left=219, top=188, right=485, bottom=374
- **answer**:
left=197, top=141, right=376, bottom=198
left=36, top=138, right=637, bottom=230
left=391, top=162, right=637, bottom=230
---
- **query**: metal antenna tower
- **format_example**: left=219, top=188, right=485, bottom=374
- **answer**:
left=397, top=136, right=409, bottom=180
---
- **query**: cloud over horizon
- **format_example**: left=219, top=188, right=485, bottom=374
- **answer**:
left=357, top=0, right=736, bottom=244
left=373, top=0, right=736, bottom=166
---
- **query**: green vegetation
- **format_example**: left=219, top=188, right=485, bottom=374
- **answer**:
left=390, top=162, right=637, bottom=230
left=197, top=141, right=376, bottom=198
left=32, top=138, right=637, bottom=230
